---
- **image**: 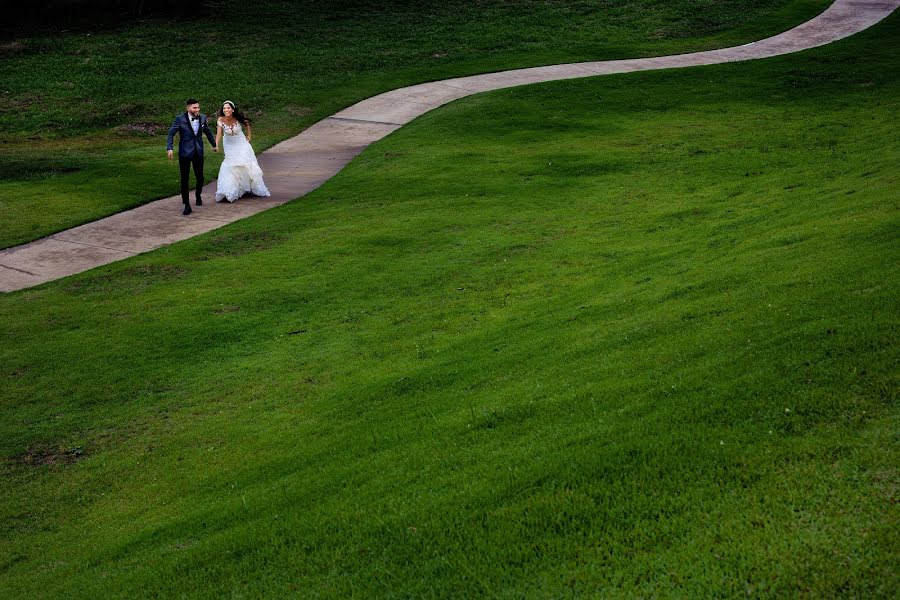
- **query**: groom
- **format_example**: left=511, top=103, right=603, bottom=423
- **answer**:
left=166, top=99, right=217, bottom=215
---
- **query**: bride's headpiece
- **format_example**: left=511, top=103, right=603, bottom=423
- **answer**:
left=223, top=100, right=236, bottom=109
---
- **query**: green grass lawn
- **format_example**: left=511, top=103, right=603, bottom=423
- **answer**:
left=2, top=6, right=898, bottom=599
left=0, top=0, right=831, bottom=249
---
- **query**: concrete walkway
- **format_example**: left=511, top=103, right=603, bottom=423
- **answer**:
left=1, top=0, right=897, bottom=292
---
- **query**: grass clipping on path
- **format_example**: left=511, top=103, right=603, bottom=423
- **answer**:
left=1, top=10, right=899, bottom=600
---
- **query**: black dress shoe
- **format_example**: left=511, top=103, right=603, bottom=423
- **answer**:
left=183, top=205, right=192, bottom=215
left=195, top=198, right=202, bottom=206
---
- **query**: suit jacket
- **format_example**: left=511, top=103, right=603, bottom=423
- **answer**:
left=167, top=112, right=216, bottom=158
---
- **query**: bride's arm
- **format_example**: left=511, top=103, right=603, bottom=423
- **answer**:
left=215, top=120, right=223, bottom=152
left=245, top=122, right=252, bottom=143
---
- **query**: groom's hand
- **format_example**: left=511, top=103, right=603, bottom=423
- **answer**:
left=213, top=146, right=219, bottom=152
left=167, top=150, right=173, bottom=160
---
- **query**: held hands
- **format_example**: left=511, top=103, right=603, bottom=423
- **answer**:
left=167, top=150, right=173, bottom=160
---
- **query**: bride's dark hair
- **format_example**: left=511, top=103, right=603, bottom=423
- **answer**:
left=219, top=101, right=251, bottom=126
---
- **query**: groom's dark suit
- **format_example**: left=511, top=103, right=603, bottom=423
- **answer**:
left=167, top=112, right=216, bottom=206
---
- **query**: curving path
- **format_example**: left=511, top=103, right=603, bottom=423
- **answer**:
left=1, top=0, right=897, bottom=292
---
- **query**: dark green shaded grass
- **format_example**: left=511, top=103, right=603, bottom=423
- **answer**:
left=1, top=10, right=898, bottom=598
left=0, top=0, right=830, bottom=248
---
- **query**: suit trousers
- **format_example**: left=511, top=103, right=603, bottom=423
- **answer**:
left=179, top=154, right=204, bottom=204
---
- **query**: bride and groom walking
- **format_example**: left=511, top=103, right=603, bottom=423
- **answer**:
left=166, top=98, right=270, bottom=215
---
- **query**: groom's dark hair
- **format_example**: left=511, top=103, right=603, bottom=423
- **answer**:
left=185, top=98, right=199, bottom=106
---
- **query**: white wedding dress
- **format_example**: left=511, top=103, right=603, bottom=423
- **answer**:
left=215, top=120, right=271, bottom=202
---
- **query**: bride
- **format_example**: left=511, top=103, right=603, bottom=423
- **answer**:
left=214, top=100, right=271, bottom=202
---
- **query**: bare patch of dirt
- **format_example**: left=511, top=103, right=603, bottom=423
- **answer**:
left=193, top=230, right=287, bottom=261
left=65, top=264, right=188, bottom=293
left=17, top=445, right=85, bottom=468
left=116, top=122, right=163, bottom=136
left=213, top=305, right=241, bottom=314
left=0, top=41, right=26, bottom=55
left=285, top=105, right=313, bottom=117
